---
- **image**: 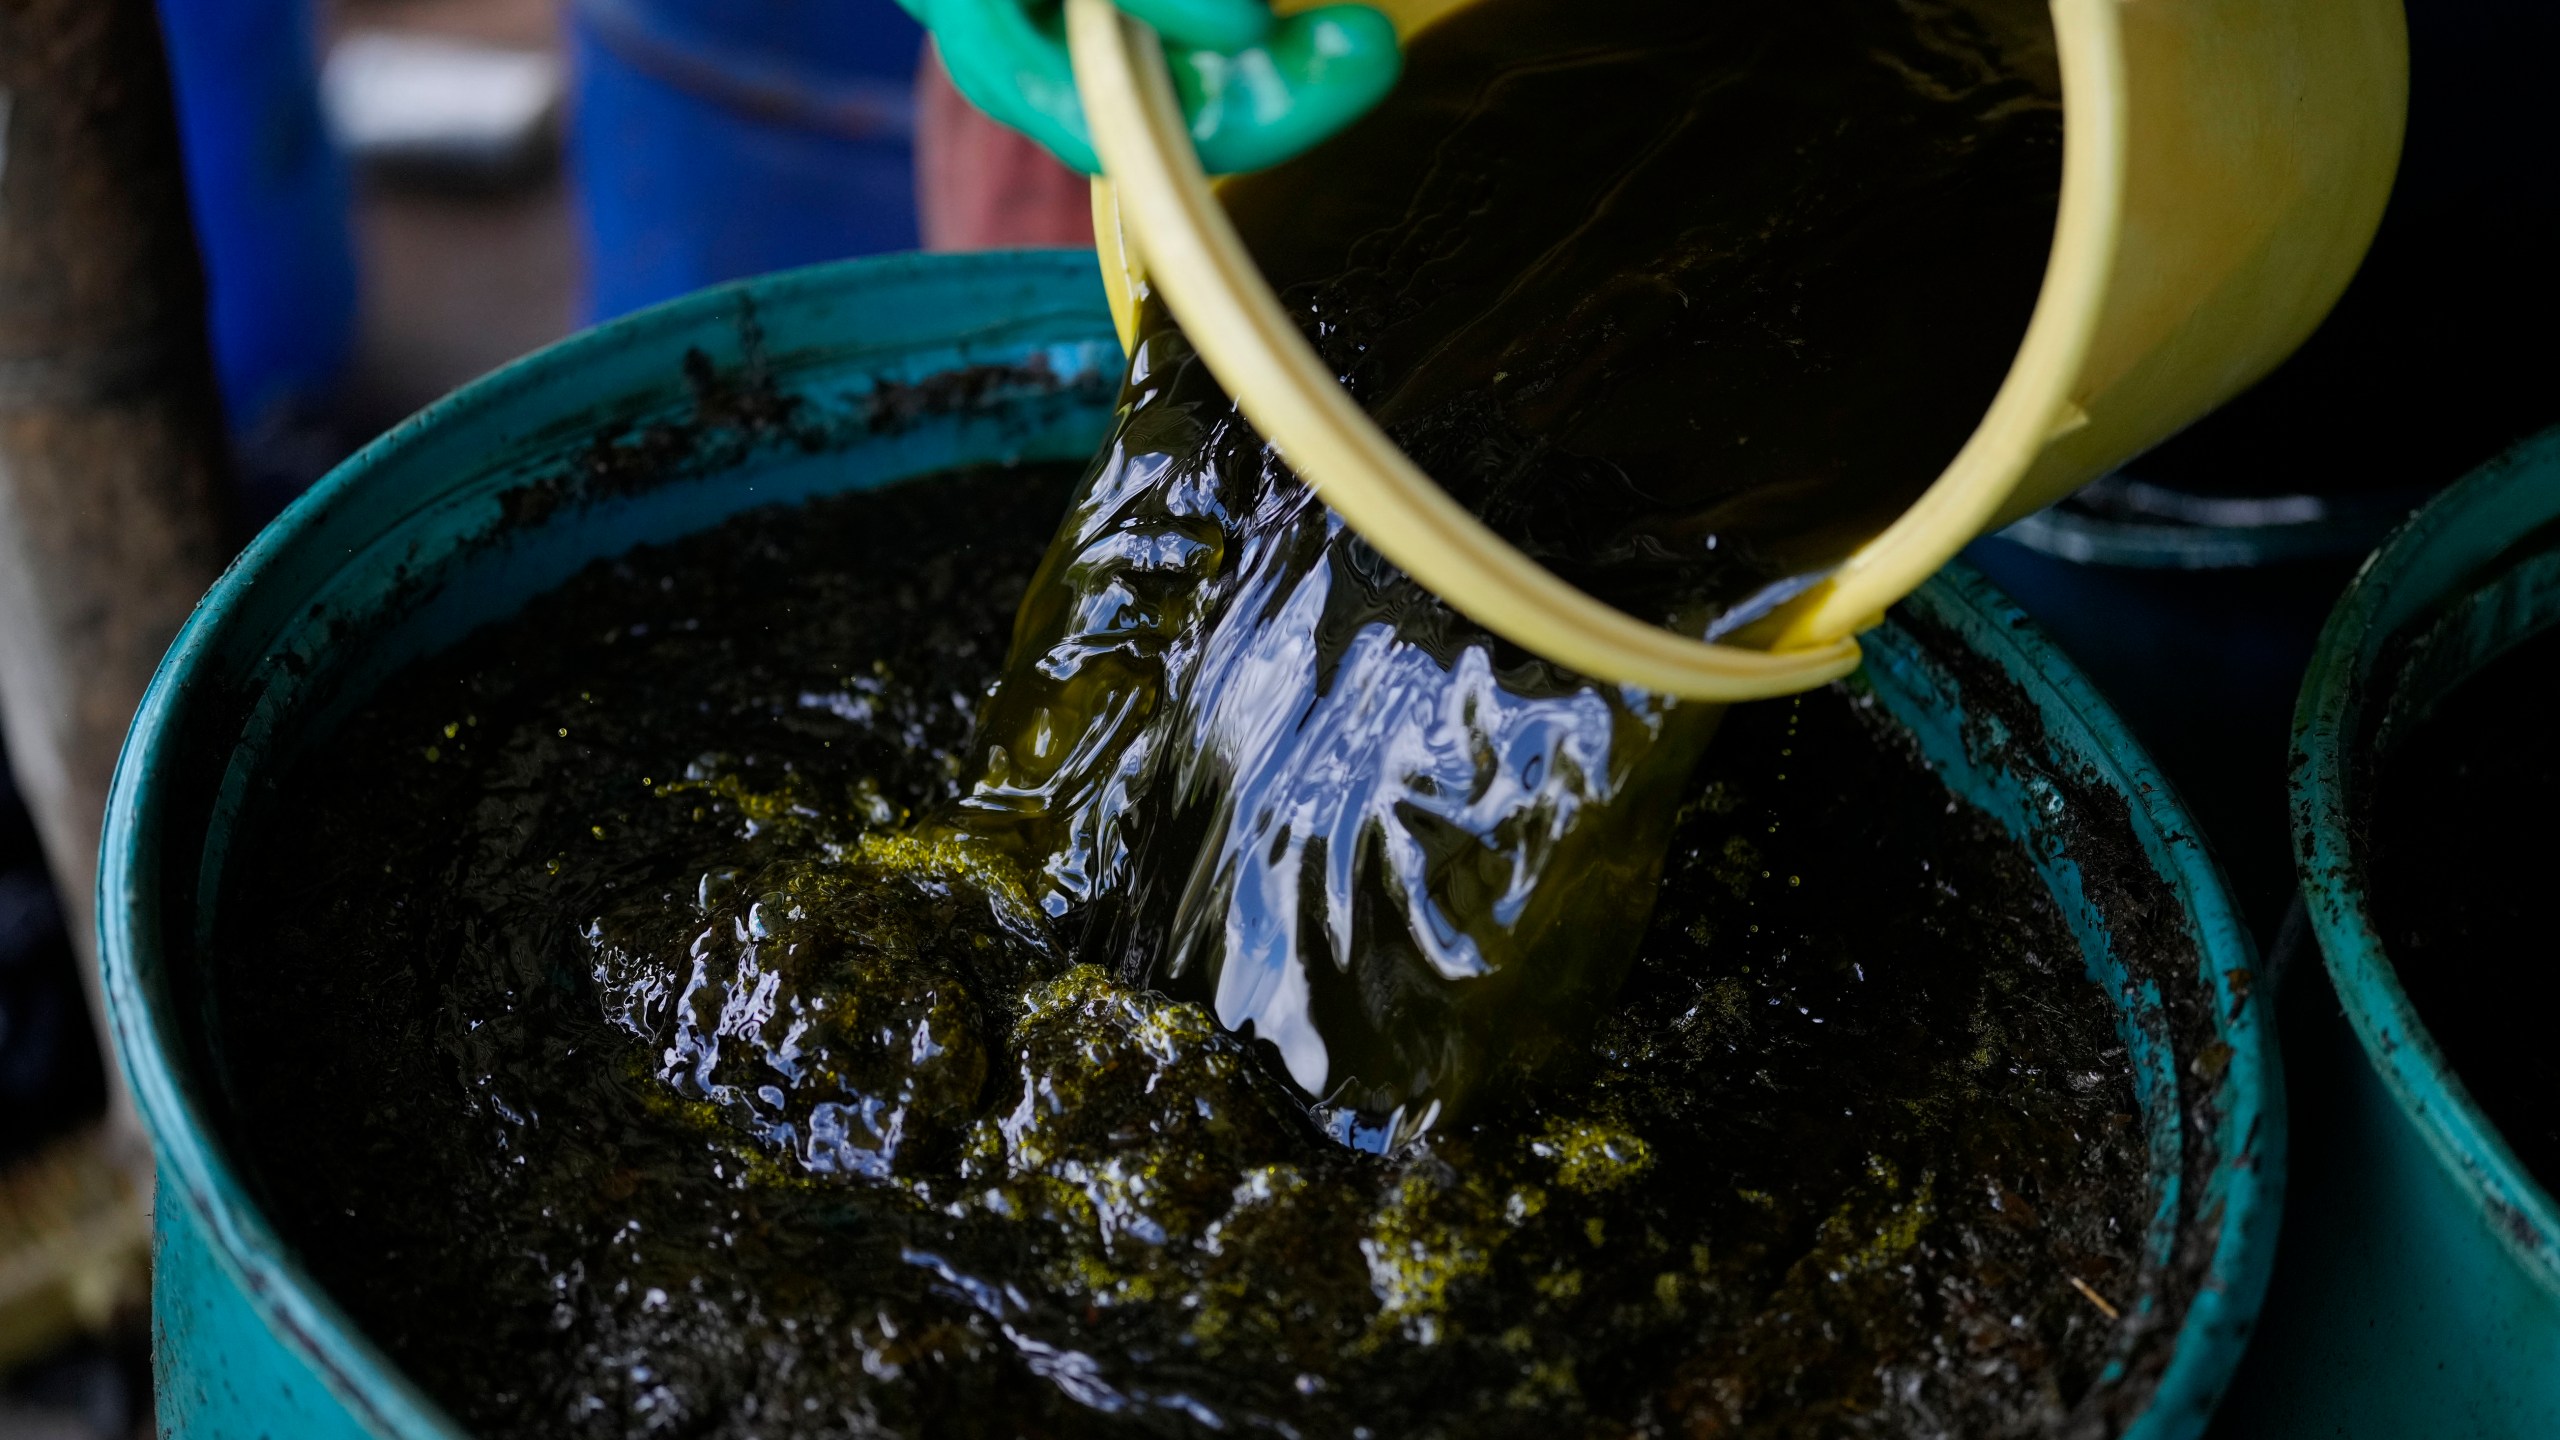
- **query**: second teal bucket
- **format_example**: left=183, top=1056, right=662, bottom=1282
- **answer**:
left=2210, top=430, right=2560, bottom=1438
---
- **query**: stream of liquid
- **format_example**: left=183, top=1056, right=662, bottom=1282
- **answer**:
left=941, top=0, right=2061, bottom=1137
left=212, top=3, right=2154, bottom=1434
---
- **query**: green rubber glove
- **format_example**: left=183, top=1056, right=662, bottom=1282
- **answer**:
left=901, top=0, right=1402, bottom=175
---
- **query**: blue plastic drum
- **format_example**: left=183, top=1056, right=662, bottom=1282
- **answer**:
left=152, top=0, right=360, bottom=437
left=568, top=0, right=926, bottom=321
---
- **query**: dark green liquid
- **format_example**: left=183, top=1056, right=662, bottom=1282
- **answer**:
left=216, top=472, right=2146, bottom=1438
left=208, top=1, right=2146, bottom=1434
left=948, top=0, right=2062, bottom=1129
left=2371, top=622, right=2560, bottom=1191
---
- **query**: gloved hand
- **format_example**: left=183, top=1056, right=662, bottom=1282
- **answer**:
left=897, top=0, right=1401, bottom=175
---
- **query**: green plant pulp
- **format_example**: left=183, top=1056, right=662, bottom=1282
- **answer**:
left=206, top=1, right=2154, bottom=1434
left=213, top=469, right=2149, bottom=1439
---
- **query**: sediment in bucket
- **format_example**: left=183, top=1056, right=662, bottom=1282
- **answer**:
left=102, top=252, right=2273, bottom=1439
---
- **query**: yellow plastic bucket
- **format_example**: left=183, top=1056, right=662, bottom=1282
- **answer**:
left=1073, top=0, right=2408, bottom=699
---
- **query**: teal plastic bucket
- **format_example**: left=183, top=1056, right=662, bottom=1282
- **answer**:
left=101, top=251, right=2276, bottom=1438
left=2211, top=429, right=2560, bottom=1437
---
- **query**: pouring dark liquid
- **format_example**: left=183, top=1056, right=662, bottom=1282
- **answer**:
left=213, top=3, right=2162, bottom=1435
left=947, top=0, right=2061, bottom=1134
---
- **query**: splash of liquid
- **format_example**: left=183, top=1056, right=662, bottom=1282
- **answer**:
left=940, top=0, right=2061, bottom=1135
left=216, top=12, right=2149, bottom=1428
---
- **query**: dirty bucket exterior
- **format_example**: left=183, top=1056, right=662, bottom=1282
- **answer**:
left=568, top=0, right=925, bottom=321
left=2210, top=429, right=2560, bottom=1438
left=1960, top=536, right=2362, bottom=942
left=103, top=251, right=2273, bottom=1438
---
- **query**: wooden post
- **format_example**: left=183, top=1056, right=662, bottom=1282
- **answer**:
left=0, top=0, right=233, bottom=1146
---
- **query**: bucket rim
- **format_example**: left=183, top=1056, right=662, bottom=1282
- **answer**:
left=97, top=247, right=1105, bottom=1440
left=98, top=246, right=2271, bottom=1440
left=1888, top=564, right=2276, bottom=1440
left=2290, top=424, right=2560, bottom=1298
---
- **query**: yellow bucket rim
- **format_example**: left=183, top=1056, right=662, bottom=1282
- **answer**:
left=1067, top=0, right=2129, bottom=700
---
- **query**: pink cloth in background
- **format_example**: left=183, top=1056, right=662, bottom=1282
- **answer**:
left=914, top=41, right=1096, bottom=251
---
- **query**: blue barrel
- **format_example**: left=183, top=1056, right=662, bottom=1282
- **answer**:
left=568, top=0, right=925, bottom=322
left=2206, top=430, right=2560, bottom=1438
left=152, top=0, right=359, bottom=439
left=101, top=251, right=2275, bottom=1438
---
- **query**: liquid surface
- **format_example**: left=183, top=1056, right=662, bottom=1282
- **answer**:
left=949, top=0, right=2061, bottom=1130
left=216, top=472, right=2149, bottom=1438
left=2371, top=622, right=2560, bottom=1191
left=210, top=1, right=2134, bottom=1432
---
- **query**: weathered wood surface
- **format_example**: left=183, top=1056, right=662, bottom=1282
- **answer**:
left=0, top=0, right=233, bottom=1146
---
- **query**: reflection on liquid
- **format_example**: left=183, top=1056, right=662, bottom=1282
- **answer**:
left=213, top=5, right=2162, bottom=1435
left=947, top=0, right=2061, bottom=1132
